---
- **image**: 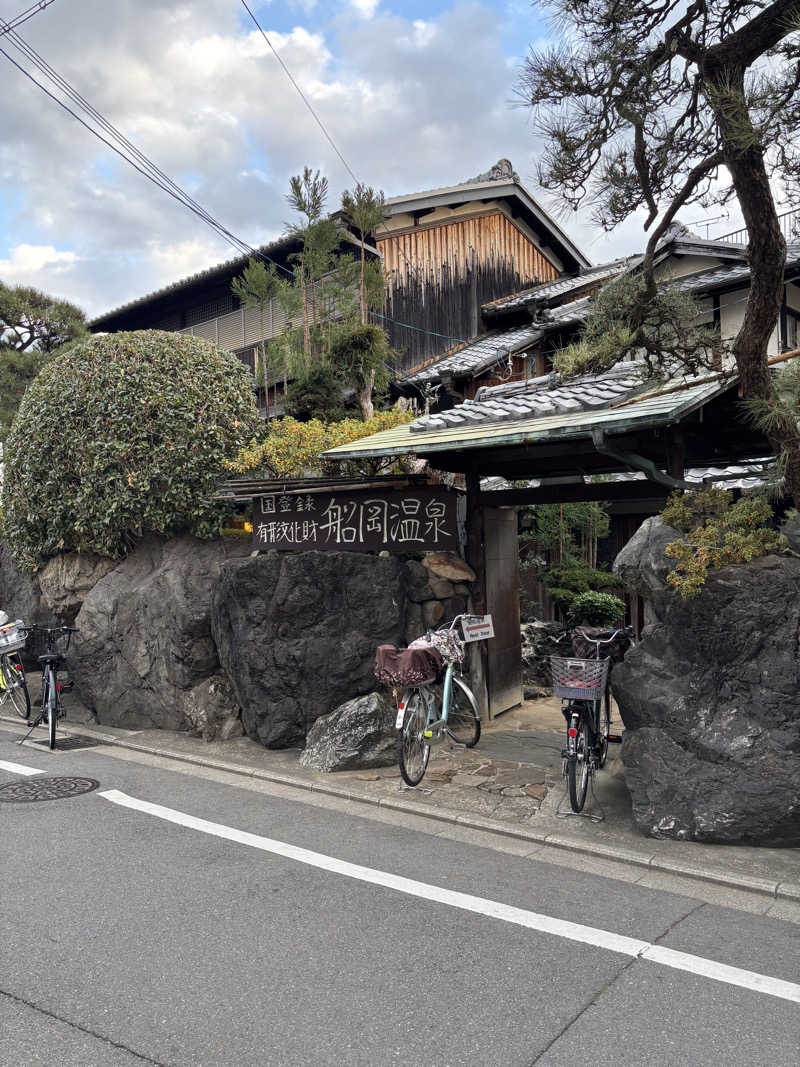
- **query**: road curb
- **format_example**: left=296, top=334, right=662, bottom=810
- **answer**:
left=4, top=713, right=799, bottom=904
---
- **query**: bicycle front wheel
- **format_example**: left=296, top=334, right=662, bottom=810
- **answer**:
left=47, top=670, right=57, bottom=750
left=446, top=676, right=481, bottom=747
left=2, top=654, right=30, bottom=719
left=597, top=685, right=610, bottom=769
left=397, top=689, right=430, bottom=787
left=567, top=713, right=590, bottom=812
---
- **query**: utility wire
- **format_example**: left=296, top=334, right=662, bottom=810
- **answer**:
left=0, top=0, right=58, bottom=37
left=239, top=0, right=360, bottom=187
left=0, top=21, right=465, bottom=343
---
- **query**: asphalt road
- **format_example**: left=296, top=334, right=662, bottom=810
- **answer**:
left=1, top=728, right=799, bottom=1067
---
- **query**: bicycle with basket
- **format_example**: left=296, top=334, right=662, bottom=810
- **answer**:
left=550, top=626, right=632, bottom=817
left=0, top=613, right=31, bottom=720
left=16, top=624, right=79, bottom=751
left=375, top=613, right=492, bottom=788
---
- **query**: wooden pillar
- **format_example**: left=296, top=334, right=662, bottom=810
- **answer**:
left=667, top=431, right=686, bottom=482
left=465, top=469, right=489, bottom=718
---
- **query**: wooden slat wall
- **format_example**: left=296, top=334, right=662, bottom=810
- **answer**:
left=377, top=212, right=559, bottom=287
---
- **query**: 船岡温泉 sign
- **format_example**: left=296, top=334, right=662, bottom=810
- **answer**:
left=253, top=488, right=458, bottom=553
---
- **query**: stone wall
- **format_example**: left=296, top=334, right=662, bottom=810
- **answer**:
left=0, top=539, right=476, bottom=748
left=612, top=517, right=800, bottom=846
left=403, top=552, right=476, bottom=643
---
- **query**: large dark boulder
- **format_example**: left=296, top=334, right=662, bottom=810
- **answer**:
left=212, top=552, right=407, bottom=748
left=71, top=535, right=249, bottom=729
left=613, top=528, right=800, bottom=845
left=0, top=543, right=58, bottom=627
left=299, top=692, right=396, bottom=772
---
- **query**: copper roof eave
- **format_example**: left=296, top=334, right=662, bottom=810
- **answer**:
left=322, top=378, right=731, bottom=462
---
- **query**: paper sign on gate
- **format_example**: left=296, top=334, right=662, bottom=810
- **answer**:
left=460, top=615, right=494, bottom=642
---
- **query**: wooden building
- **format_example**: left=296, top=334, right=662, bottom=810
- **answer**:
left=88, top=160, right=589, bottom=384
left=375, top=159, right=589, bottom=372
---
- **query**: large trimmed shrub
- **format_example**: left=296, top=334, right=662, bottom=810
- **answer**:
left=2, top=330, right=261, bottom=568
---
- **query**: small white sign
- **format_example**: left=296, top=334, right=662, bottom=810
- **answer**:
left=460, top=615, right=494, bottom=642
left=395, top=706, right=406, bottom=729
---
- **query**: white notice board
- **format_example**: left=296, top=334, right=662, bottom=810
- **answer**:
left=460, top=615, right=494, bottom=642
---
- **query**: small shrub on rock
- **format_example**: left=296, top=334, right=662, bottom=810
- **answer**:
left=567, top=590, right=625, bottom=627
left=661, top=488, right=785, bottom=598
left=2, top=330, right=261, bottom=568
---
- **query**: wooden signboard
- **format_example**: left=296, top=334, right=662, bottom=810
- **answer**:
left=253, top=487, right=458, bottom=553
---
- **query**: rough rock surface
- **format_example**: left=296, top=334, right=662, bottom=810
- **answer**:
left=520, top=620, right=565, bottom=690
left=38, top=552, right=116, bottom=625
left=780, top=513, right=800, bottom=554
left=299, top=691, right=396, bottom=772
left=0, top=543, right=58, bottom=627
left=421, top=553, right=476, bottom=583
left=613, top=516, right=681, bottom=599
left=72, top=535, right=249, bottom=730
left=613, top=519, right=800, bottom=845
left=212, top=551, right=407, bottom=749
left=184, top=673, right=244, bottom=741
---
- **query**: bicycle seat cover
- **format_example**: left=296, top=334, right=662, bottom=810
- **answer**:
left=374, top=644, right=442, bottom=688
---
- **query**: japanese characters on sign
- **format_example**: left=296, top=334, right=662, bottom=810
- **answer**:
left=252, top=488, right=458, bottom=553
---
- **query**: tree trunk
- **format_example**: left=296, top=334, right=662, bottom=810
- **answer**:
left=360, top=240, right=366, bottom=326
left=707, top=68, right=800, bottom=505
left=301, top=270, right=311, bottom=366
left=359, top=368, right=375, bottom=421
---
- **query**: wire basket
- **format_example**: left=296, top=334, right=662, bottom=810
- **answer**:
left=0, top=621, right=26, bottom=655
left=550, top=656, right=610, bottom=700
left=25, top=627, right=73, bottom=659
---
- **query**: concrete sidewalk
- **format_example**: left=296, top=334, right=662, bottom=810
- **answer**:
left=3, top=692, right=799, bottom=909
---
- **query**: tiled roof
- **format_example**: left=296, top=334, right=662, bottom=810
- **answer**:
left=401, top=297, right=595, bottom=387
left=672, top=239, right=800, bottom=297
left=322, top=372, right=729, bottom=461
left=401, top=323, right=545, bottom=386
left=482, top=258, right=636, bottom=315
left=89, top=235, right=298, bottom=327
left=410, top=361, right=648, bottom=433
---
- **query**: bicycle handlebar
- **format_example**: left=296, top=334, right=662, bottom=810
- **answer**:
left=20, top=624, right=79, bottom=633
left=573, top=625, right=633, bottom=645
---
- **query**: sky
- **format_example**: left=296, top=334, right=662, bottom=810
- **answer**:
left=0, top=0, right=733, bottom=320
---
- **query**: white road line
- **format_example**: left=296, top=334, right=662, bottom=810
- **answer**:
left=0, top=758, right=43, bottom=776
left=98, top=788, right=800, bottom=1006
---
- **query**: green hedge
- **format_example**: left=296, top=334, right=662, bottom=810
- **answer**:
left=2, top=330, right=260, bottom=568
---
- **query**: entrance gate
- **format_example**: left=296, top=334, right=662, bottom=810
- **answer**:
left=483, top=508, right=522, bottom=717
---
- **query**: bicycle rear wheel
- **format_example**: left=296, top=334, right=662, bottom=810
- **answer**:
left=567, top=713, right=590, bottom=812
left=397, top=689, right=430, bottom=787
left=46, top=669, right=57, bottom=750
left=2, top=654, right=30, bottom=719
left=446, top=676, right=481, bottom=747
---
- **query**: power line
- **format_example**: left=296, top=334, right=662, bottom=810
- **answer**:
left=1, top=21, right=464, bottom=345
left=0, top=0, right=59, bottom=37
left=239, top=0, right=360, bottom=187
left=0, top=26, right=286, bottom=272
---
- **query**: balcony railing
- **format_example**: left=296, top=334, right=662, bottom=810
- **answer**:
left=716, top=208, right=800, bottom=245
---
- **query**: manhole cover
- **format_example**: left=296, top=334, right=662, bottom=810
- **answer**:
left=29, top=736, right=100, bottom=751
left=0, top=776, right=100, bottom=803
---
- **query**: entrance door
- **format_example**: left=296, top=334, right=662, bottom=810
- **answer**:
left=483, top=508, right=522, bottom=717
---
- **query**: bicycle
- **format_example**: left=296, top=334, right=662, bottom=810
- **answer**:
left=18, top=625, right=78, bottom=750
left=376, top=614, right=487, bottom=788
left=0, top=616, right=31, bottom=720
left=550, top=626, right=633, bottom=814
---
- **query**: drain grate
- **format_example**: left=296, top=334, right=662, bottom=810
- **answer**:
left=29, top=736, right=101, bottom=751
left=0, top=776, right=100, bottom=802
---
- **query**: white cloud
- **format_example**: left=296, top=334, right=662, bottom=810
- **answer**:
left=0, top=244, right=79, bottom=280
left=351, top=0, right=380, bottom=18
left=0, top=0, right=603, bottom=316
